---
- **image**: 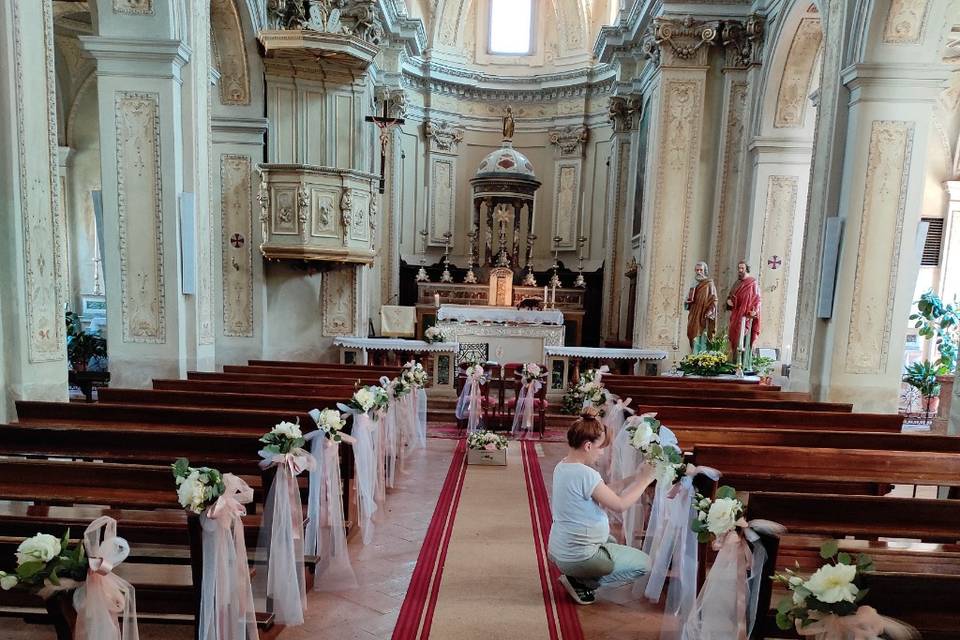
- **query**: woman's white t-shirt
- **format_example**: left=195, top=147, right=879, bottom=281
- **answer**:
left=548, top=461, right=609, bottom=563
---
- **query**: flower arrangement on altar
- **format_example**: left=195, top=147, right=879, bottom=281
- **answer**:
left=678, top=350, right=735, bottom=377
left=519, top=362, right=546, bottom=385
left=467, top=430, right=509, bottom=451
left=259, top=419, right=308, bottom=455
left=691, top=486, right=745, bottom=543
left=424, top=326, right=445, bottom=344
left=773, top=541, right=915, bottom=638
left=624, top=413, right=684, bottom=483
left=172, top=458, right=227, bottom=514
left=348, top=384, right=390, bottom=417
left=402, top=361, right=429, bottom=387
left=0, top=531, right=85, bottom=594
left=313, top=408, right=347, bottom=442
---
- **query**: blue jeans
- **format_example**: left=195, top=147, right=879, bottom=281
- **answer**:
left=551, top=542, right=650, bottom=590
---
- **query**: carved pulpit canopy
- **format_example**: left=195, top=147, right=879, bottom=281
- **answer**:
left=488, top=267, right=514, bottom=306
left=260, top=0, right=384, bottom=68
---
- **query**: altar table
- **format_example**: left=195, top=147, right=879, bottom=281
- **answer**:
left=435, top=305, right=565, bottom=365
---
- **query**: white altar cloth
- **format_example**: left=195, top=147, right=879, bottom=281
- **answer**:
left=436, top=304, right=564, bottom=326
left=333, top=337, right=459, bottom=352
left=544, top=346, right=669, bottom=360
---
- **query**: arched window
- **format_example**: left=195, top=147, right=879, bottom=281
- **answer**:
left=489, top=0, right=533, bottom=55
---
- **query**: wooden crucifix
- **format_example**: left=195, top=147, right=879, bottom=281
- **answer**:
left=365, top=92, right=405, bottom=194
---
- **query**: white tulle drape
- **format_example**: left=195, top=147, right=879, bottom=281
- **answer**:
left=72, top=516, right=139, bottom=640
left=792, top=607, right=918, bottom=640
left=598, top=396, right=633, bottom=481
left=198, top=474, right=259, bottom=640
left=255, top=449, right=315, bottom=626
left=415, top=387, right=428, bottom=446
left=455, top=377, right=483, bottom=433
left=510, top=380, right=542, bottom=440
left=303, top=426, right=358, bottom=592
left=344, top=411, right=379, bottom=545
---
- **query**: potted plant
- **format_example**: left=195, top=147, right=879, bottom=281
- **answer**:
left=910, top=291, right=958, bottom=418
left=751, top=355, right=776, bottom=385
left=902, top=359, right=946, bottom=414
left=65, top=311, right=107, bottom=372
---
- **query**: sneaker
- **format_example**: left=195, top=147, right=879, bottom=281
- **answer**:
left=559, top=575, right=595, bottom=605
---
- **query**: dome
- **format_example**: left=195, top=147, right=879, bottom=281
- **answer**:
left=475, top=142, right=538, bottom=180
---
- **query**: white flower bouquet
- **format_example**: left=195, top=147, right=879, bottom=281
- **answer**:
left=772, top=541, right=908, bottom=636
left=402, top=361, right=429, bottom=387
left=348, top=384, right=390, bottom=416
left=390, top=376, right=412, bottom=398
left=624, top=413, right=684, bottom=483
left=424, top=326, right=445, bottom=343
left=691, top=486, right=746, bottom=543
left=520, top=362, right=547, bottom=385
left=0, top=531, right=86, bottom=594
left=465, top=363, right=487, bottom=385
left=313, top=408, right=347, bottom=443
left=172, top=458, right=227, bottom=514
left=466, top=430, right=508, bottom=451
left=259, top=419, right=307, bottom=455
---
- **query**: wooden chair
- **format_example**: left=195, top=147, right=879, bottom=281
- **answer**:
left=502, top=363, right=548, bottom=437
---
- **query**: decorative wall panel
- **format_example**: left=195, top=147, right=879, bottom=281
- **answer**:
left=757, top=175, right=799, bottom=348
left=553, top=160, right=581, bottom=248
left=13, top=0, right=65, bottom=362
left=113, top=0, right=152, bottom=15
left=115, top=92, right=166, bottom=343
left=645, top=79, right=702, bottom=348
left=210, top=0, right=250, bottom=105
left=845, top=121, right=914, bottom=374
left=220, top=154, right=254, bottom=337
left=774, top=18, right=822, bottom=128
left=712, top=80, right=748, bottom=289
left=322, top=266, right=357, bottom=336
left=883, top=0, right=929, bottom=44
left=429, top=158, right=455, bottom=243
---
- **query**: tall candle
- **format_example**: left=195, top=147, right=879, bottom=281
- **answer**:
left=434, top=293, right=440, bottom=308
left=739, top=317, right=746, bottom=351
left=543, top=286, right=548, bottom=302
left=551, top=283, right=557, bottom=306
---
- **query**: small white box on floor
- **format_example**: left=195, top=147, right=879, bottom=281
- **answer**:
left=467, top=448, right=507, bottom=466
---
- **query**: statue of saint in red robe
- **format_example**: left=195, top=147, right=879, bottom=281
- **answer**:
left=726, top=261, right=761, bottom=358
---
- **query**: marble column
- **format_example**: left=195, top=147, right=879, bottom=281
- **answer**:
left=634, top=18, right=719, bottom=353
left=81, top=3, right=202, bottom=387
left=0, top=0, right=69, bottom=420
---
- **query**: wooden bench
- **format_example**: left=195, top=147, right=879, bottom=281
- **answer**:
left=633, top=405, right=903, bottom=432
left=599, top=392, right=852, bottom=412
left=98, top=388, right=351, bottom=413
left=248, top=360, right=402, bottom=374
left=222, top=365, right=393, bottom=381
left=186, top=370, right=389, bottom=385
left=153, top=378, right=359, bottom=396
left=669, top=426, right=960, bottom=454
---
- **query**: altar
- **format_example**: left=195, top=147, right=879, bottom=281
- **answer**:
left=435, top=304, right=565, bottom=364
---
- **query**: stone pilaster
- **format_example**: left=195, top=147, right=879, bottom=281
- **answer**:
left=0, top=0, right=68, bottom=420
left=940, top=182, right=960, bottom=306
left=634, top=17, right=718, bottom=352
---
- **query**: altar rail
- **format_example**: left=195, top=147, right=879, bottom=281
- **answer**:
left=543, top=346, right=669, bottom=393
left=333, top=337, right=459, bottom=391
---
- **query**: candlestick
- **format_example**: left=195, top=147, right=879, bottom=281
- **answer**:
left=434, top=293, right=440, bottom=308
left=543, top=286, right=548, bottom=303
left=551, top=283, right=557, bottom=307
left=739, top=316, right=746, bottom=351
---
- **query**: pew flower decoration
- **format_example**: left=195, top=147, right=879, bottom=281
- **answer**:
left=691, top=486, right=746, bottom=543
left=678, top=350, right=735, bottom=377
left=424, top=326, right=445, bottom=343
left=172, top=458, right=226, bottom=514
left=348, top=385, right=390, bottom=416
left=402, top=361, right=429, bottom=387
left=259, top=419, right=307, bottom=455
left=520, top=363, right=547, bottom=385
left=624, top=413, right=684, bottom=484
left=465, top=364, right=487, bottom=385
left=467, top=430, right=509, bottom=451
left=390, top=376, right=412, bottom=399
left=313, top=408, right=346, bottom=443
left=0, top=531, right=86, bottom=594
left=772, top=541, right=917, bottom=638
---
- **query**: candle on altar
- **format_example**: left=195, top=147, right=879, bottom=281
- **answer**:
left=434, top=293, right=440, bottom=308
left=551, top=283, right=557, bottom=306
left=739, top=316, right=746, bottom=351
left=543, top=286, right=548, bottom=303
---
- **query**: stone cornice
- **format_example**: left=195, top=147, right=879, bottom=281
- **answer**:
left=378, top=0, right=427, bottom=57
left=79, top=36, right=191, bottom=81
left=400, top=63, right=618, bottom=101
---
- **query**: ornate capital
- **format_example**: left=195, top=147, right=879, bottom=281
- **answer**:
left=423, top=120, right=464, bottom=153
left=648, top=16, right=721, bottom=67
left=608, top=97, right=631, bottom=133
left=548, top=125, right=589, bottom=156
left=722, top=14, right=765, bottom=69
left=377, top=87, right=407, bottom=118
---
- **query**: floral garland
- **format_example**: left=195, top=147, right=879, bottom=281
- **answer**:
left=466, top=430, right=509, bottom=451
left=691, top=485, right=746, bottom=543
left=0, top=531, right=86, bottom=594
left=172, top=458, right=227, bottom=514
left=678, top=350, right=735, bottom=377
left=774, top=541, right=875, bottom=631
left=313, top=408, right=347, bottom=443
left=259, top=419, right=307, bottom=455
left=424, top=326, right=445, bottom=343
left=624, top=413, right=684, bottom=484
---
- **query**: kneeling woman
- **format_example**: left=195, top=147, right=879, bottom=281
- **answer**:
left=548, top=411, right=655, bottom=604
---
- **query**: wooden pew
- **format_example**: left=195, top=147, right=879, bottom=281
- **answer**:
left=98, top=387, right=350, bottom=413
left=632, top=405, right=903, bottom=432
left=153, top=378, right=358, bottom=397
left=693, top=444, right=960, bottom=494
left=600, top=392, right=852, bottom=412
left=669, top=426, right=960, bottom=454
left=186, top=370, right=389, bottom=385
left=607, top=385, right=810, bottom=401
left=604, top=373, right=768, bottom=386
left=222, top=364, right=394, bottom=381
left=248, top=360, right=402, bottom=374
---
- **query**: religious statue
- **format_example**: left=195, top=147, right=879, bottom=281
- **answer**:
left=726, top=260, right=762, bottom=369
left=502, top=106, right=515, bottom=141
left=684, top=261, right=717, bottom=353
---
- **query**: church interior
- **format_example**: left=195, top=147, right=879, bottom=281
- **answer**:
left=1, top=0, right=960, bottom=638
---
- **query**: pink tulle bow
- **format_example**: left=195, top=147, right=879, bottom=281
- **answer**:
left=72, top=516, right=139, bottom=640
left=796, top=607, right=918, bottom=640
